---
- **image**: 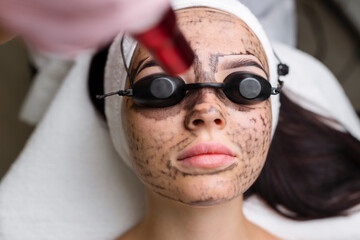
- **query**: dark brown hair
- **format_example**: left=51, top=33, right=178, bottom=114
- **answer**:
left=245, top=93, right=360, bottom=220
left=88, top=48, right=360, bottom=220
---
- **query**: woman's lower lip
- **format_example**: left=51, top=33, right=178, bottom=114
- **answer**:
left=178, top=154, right=235, bottom=168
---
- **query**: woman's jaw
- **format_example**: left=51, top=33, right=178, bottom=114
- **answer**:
left=118, top=7, right=272, bottom=206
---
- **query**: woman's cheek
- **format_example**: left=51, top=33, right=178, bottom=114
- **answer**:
left=123, top=109, right=181, bottom=174
left=227, top=104, right=272, bottom=166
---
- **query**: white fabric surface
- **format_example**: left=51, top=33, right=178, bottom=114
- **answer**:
left=0, top=1, right=360, bottom=240
left=243, top=195, right=360, bottom=240
left=241, top=0, right=296, bottom=46
left=19, top=49, right=74, bottom=125
left=275, top=42, right=360, bottom=139
left=0, top=52, right=145, bottom=240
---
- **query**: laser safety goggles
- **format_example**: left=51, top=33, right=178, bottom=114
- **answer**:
left=96, top=37, right=288, bottom=108
left=97, top=71, right=284, bottom=108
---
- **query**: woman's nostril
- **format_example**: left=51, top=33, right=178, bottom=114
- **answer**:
left=193, top=119, right=203, bottom=126
left=214, top=119, right=222, bottom=125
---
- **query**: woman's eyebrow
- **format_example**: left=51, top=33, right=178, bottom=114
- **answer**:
left=136, top=59, right=159, bottom=75
left=222, top=58, right=268, bottom=78
left=130, top=57, right=148, bottom=82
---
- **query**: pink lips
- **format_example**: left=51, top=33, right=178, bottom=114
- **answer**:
left=177, top=142, right=236, bottom=168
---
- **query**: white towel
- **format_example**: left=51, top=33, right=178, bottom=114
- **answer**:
left=19, top=49, right=74, bottom=125
left=0, top=52, right=145, bottom=240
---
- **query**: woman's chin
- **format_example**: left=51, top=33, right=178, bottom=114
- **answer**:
left=150, top=174, right=247, bottom=207
left=175, top=189, right=242, bottom=207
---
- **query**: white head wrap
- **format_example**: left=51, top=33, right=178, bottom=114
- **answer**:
left=105, top=0, right=279, bottom=168
left=0, top=0, right=359, bottom=240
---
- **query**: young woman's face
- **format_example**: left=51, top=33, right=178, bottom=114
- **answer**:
left=122, top=7, right=272, bottom=206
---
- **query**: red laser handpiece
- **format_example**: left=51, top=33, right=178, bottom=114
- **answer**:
left=132, top=8, right=194, bottom=76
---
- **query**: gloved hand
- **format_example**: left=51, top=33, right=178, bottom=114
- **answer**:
left=0, top=0, right=169, bottom=55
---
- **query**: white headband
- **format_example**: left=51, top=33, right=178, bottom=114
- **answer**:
left=104, top=0, right=280, bottom=169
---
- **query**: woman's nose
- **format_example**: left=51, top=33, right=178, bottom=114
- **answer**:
left=184, top=101, right=226, bottom=131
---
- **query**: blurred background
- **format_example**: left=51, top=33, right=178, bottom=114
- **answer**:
left=0, top=0, right=359, bottom=180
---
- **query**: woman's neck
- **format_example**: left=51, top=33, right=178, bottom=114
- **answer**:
left=119, top=189, right=278, bottom=240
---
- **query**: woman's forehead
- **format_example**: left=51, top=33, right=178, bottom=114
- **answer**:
left=131, top=7, right=268, bottom=74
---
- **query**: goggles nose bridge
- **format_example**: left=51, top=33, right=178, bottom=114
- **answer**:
left=182, top=82, right=225, bottom=91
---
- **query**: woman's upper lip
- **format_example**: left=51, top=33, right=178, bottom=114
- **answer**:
left=177, top=142, right=235, bottom=160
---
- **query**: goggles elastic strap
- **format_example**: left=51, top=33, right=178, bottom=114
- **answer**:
left=96, top=89, right=132, bottom=100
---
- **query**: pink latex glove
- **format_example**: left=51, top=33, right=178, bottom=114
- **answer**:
left=0, top=0, right=170, bottom=54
